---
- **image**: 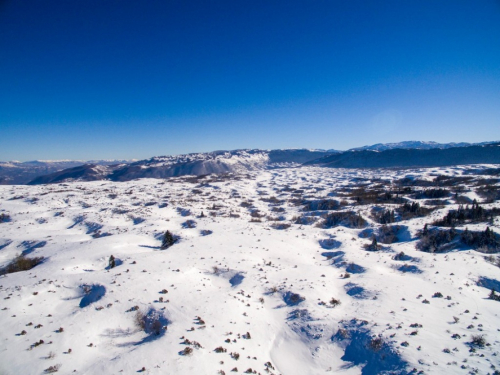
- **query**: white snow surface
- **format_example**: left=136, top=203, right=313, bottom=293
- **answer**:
left=0, top=165, right=499, bottom=375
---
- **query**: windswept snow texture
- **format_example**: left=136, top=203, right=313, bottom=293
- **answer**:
left=0, top=164, right=500, bottom=374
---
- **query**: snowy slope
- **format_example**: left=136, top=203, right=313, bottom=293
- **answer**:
left=1, top=165, right=500, bottom=375
left=28, top=149, right=334, bottom=185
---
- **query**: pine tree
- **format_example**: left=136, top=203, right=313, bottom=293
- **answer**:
left=161, top=230, right=176, bottom=249
left=109, top=255, right=115, bottom=269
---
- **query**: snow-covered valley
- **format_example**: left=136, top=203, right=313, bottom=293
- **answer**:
left=1, top=165, right=499, bottom=375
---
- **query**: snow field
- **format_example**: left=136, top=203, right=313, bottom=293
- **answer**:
left=0, top=166, right=499, bottom=374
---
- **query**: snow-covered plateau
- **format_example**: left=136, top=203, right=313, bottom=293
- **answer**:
left=1, top=165, right=499, bottom=375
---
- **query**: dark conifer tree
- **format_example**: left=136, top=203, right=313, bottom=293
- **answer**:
left=161, top=230, right=176, bottom=249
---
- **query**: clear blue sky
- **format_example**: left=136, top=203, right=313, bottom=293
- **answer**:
left=1, top=0, right=499, bottom=161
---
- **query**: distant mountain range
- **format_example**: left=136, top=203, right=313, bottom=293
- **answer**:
left=27, top=149, right=332, bottom=185
left=0, top=160, right=133, bottom=185
left=347, top=140, right=496, bottom=152
left=1, top=141, right=499, bottom=185
left=306, top=143, right=500, bottom=169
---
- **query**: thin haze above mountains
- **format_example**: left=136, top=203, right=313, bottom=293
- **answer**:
left=1, top=141, right=499, bottom=185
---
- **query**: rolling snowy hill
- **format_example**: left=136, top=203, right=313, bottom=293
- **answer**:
left=0, top=160, right=133, bottom=185
left=27, top=149, right=334, bottom=185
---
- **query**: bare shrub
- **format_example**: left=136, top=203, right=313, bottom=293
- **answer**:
left=44, top=364, right=61, bottom=373
left=271, top=207, right=285, bottom=213
left=471, top=334, right=486, bottom=347
left=270, top=222, right=291, bottom=230
left=230, top=352, right=240, bottom=360
left=368, top=337, right=384, bottom=352
left=393, top=251, right=410, bottom=261
left=134, top=310, right=146, bottom=331
left=180, top=347, right=193, bottom=356
left=0, top=255, right=44, bottom=275
left=293, top=215, right=317, bottom=225
left=337, top=328, right=350, bottom=339
left=346, top=187, right=405, bottom=205
left=182, top=220, right=197, bottom=229
left=329, top=298, right=341, bottom=307
left=30, top=339, right=44, bottom=349
left=267, top=286, right=278, bottom=294
left=250, top=210, right=263, bottom=218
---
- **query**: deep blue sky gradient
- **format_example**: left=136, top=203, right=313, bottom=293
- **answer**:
left=1, top=0, right=499, bottom=160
